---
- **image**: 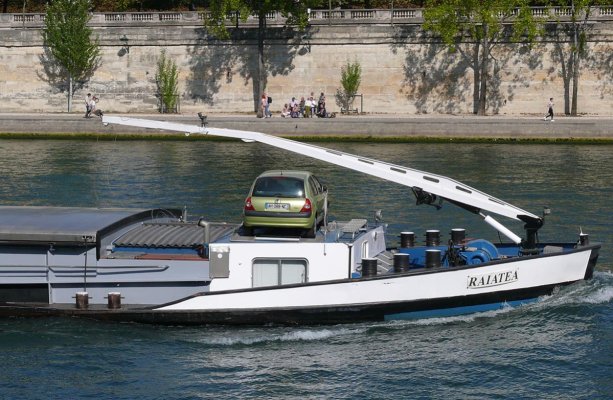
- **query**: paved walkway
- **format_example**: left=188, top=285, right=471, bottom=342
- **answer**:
left=1, top=112, right=612, bottom=140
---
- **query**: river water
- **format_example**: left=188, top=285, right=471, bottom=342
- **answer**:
left=0, top=140, right=611, bottom=399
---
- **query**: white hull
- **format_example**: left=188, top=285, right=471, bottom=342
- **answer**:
left=135, top=245, right=598, bottom=324
left=163, top=249, right=591, bottom=311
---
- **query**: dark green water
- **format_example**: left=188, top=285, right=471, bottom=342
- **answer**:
left=0, top=140, right=611, bottom=399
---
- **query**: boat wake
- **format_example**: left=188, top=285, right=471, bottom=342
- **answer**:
left=532, top=270, right=613, bottom=308
left=194, top=326, right=366, bottom=347
left=184, top=272, right=613, bottom=347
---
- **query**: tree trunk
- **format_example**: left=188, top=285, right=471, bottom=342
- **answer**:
left=2, top=0, right=8, bottom=14
left=561, top=46, right=571, bottom=115
left=68, top=74, right=73, bottom=112
left=570, top=22, right=580, bottom=116
left=472, top=43, right=480, bottom=114
left=255, top=7, right=266, bottom=116
left=477, top=26, right=489, bottom=116
left=571, top=52, right=579, bottom=116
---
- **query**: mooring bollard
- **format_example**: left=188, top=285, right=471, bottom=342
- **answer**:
left=451, top=228, right=466, bottom=245
left=400, top=231, right=415, bottom=248
left=107, top=292, right=122, bottom=309
left=425, top=230, right=440, bottom=246
left=425, top=249, right=441, bottom=268
left=75, top=291, right=89, bottom=309
left=361, top=258, right=378, bottom=277
left=393, top=253, right=410, bottom=273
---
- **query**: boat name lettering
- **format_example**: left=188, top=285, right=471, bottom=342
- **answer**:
left=467, top=269, right=518, bottom=289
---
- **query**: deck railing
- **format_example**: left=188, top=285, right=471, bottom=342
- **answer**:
left=2, top=7, right=613, bottom=28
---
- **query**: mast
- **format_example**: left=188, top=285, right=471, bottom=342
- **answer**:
left=102, top=116, right=542, bottom=244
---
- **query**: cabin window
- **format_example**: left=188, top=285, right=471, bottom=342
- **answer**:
left=252, top=259, right=307, bottom=287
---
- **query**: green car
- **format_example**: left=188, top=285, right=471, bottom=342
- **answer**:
left=243, top=170, right=328, bottom=237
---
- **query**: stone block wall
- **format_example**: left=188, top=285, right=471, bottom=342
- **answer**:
left=1, top=17, right=612, bottom=116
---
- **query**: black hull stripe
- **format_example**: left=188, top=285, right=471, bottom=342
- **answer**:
left=0, top=281, right=571, bottom=326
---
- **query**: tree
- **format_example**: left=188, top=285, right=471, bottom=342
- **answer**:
left=550, top=0, right=606, bottom=116
left=423, top=0, right=542, bottom=115
left=156, top=49, right=180, bottom=113
left=204, top=0, right=316, bottom=116
left=42, top=0, right=100, bottom=112
left=336, top=61, right=362, bottom=112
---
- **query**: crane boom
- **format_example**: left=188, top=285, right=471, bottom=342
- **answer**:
left=102, top=116, right=541, bottom=228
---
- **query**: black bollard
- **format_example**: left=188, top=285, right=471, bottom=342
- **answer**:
left=361, top=258, right=378, bottom=277
left=75, top=291, right=89, bottom=309
left=425, top=230, right=440, bottom=246
left=425, top=249, right=441, bottom=268
left=400, top=232, right=415, bottom=248
left=393, top=253, right=410, bottom=273
left=107, top=292, right=122, bottom=309
left=451, top=228, right=466, bottom=245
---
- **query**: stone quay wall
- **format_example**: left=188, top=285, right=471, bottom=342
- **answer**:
left=1, top=8, right=613, bottom=116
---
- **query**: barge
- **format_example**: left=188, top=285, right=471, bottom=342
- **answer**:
left=0, top=116, right=600, bottom=325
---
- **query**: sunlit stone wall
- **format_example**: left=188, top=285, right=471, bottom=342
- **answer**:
left=0, top=13, right=612, bottom=115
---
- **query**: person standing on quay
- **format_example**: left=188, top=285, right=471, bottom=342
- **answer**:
left=260, top=93, right=267, bottom=118
left=544, top=97, right=554, bottom=122
left=84, top=93, right=91, bottom=118
left=264, top=92, right=272, bottom=118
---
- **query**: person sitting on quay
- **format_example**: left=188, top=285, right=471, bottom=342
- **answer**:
left=281, top=103, right=291, bottom=118
left=86, top=95, right=99, bottom=118
left=91, top=96, right=104, bottom=117
left=289, top=97, right=298, bottom=112
left=290, top=101, right=300, bottom=118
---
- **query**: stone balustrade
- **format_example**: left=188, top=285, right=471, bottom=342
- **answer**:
left=2, top=6, right=613, bottom=28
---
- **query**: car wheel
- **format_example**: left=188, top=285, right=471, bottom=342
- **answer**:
left=242, top=225, right=254, bottom=236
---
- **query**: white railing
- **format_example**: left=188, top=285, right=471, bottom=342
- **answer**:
left=599, top=6, right=613, bottom=15
left=104, top=13, right=127, bottom=22
left=159, top=12, right=181, bottom=21
left=392, top=10, right=417, bottom=19
left=2, top=7, right=613, bottom=28
left=131, top=13, right=154, bottom=22
left=351, top=10, right=374, bottom=19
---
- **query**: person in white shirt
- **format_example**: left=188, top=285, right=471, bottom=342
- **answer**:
left=89, top=96, right=97, bottom=116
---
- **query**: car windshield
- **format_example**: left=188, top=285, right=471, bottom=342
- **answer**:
left=253, top=177, right=305, bottom=198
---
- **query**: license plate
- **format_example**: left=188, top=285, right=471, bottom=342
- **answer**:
left=265, top=203, right=290, bottom=210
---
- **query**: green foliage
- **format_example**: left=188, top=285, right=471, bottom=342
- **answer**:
left=42, top=0, right=100, bottom=88
left=341, top=61, right=362, bottom=96
left=423, top=0, right=543, bottom=114
left=204, top=0, right=317, bottom=39
left=423, top=0, right=542, bottom=49
left=156, top=49, right=179, bottom=113
left=336, top=61, right=362, bottom=111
